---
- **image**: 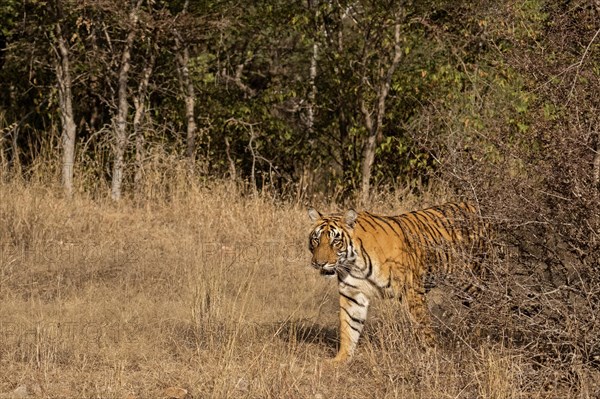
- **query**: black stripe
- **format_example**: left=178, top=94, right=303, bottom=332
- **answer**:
left=355, top=222, right=370, bottom=233
left=339, top=277, right=359, bottom=289
left=399, top=213, right=424, bottom=245
left=339, top=292, right=365, bottom=307
left=397, top=215, right=435, bottom=267
left=342, top=307, right=365, bottom=325
left=450, top=203, right=472, bottom=242
left=349, top=272, right=367, bottom=281
left=384, top=276, right=392, bottom=289
left=345, top=320, right=362, bottom=333
left=413, top=212, right=439, bottom=239
left=455, top=204, right=474, bottom=243
left=366, top=275, right=391, bottom=292
left=388, top=218, right=412, bottom=250
left=370, top=213, right=403, bottom=236
left=360, top=242, right=373, bottom=278
left=432, top=204, right=452, bottom=220
left=365, top=214, right=388, bottom=232
left=413, top=211, right=445, bottom=253
left=358, top=216, right=378, bottom=231
left=428, top=207, right=458, bottom=240
left=423, top=209, right=451, bottom=234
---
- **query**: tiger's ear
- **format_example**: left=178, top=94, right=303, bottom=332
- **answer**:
left=308, top=207, right=322, bottom=222
left=345, top=209, right=358, bottom=228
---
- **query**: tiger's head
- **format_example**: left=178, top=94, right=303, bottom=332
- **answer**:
left=307, top=207, right=358, bottom=277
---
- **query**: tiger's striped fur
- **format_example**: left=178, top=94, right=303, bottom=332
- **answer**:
left=307, top=202, right=487, bottom=362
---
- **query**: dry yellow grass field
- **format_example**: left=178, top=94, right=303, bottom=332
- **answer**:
left=0, top=179, right=586, bottom=398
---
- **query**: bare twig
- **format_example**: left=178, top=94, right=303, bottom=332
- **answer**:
left=566, top=26, right=600, bottom=104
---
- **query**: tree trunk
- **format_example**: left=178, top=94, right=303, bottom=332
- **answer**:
left=111, top=1, right=142, bottom=201
left=7, top=84, right=19, bottom=174
left=54, top=19, right=76, bottom=197
left=307, top=43, right=318, bottom=133
left=359, top=21, right=402, bottom=205
left=181, top=45, right=197, bottom=164
left=0, top=124, right=4, bottom=174
left=359, top=132, right=377, bottom=204
left=224, top=137, right=236, bottom=182
left=175, top=0, right=197, bottom=167
left=133, top=52, right=156, bottom=193
left=0, top=120, right=16, bottom=176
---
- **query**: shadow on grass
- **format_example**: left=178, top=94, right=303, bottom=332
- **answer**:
left=273, top=319, right=338, bottom=352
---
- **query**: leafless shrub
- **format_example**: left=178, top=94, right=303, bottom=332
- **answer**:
left=408, top=5, right=600, bottom=390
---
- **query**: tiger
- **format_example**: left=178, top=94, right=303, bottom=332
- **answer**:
left=307, top=202, right=487, bottom=363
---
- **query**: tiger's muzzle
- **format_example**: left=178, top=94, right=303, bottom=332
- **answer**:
left=312, top=260, right=337, bottom=277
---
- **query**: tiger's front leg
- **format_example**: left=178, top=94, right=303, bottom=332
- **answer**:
left=332, top=289, right=370, bottom=363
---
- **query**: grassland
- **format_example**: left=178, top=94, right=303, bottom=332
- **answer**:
left=0, top=180, right=595, bottom=398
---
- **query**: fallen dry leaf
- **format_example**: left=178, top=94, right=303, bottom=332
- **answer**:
left=164, top=386, right=188, bottom=399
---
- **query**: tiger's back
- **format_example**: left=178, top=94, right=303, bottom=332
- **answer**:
left=364, top=202, right=486, bottom=278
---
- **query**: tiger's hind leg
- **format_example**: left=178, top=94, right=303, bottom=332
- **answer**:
left=404, top=281, right=436, bottom=347
left=457, top=249, right=489, bottom=306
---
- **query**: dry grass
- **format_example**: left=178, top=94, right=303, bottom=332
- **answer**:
left=0, top=179, right=594, bottom=398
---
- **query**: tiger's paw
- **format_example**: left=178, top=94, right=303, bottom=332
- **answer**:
left=324, top=353, right=350, bottom=367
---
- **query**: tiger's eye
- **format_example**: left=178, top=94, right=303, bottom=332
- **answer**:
left=332, top=238, right=342, bottom=249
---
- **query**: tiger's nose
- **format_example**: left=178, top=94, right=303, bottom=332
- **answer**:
left=312, top=259, right=327, bottom=269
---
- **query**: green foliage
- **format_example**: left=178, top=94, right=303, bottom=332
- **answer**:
left=0, top=0, right=590, bottom=200
left=0, top=0, right=19, bottom=38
